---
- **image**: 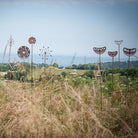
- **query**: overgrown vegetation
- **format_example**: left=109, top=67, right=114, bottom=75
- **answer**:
left=0, top=62, right=138, bottom=137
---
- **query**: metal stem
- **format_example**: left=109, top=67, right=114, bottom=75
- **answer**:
left=118, top=44, right=120, bottom=84
left=112, top=57, right=114, bottom=107
left=44, top=53, right=46, bottom=73
left=44, top=53, right=46, bottom=67
left=127, top=56, right=130, bottom=92
left=31, top=44, right=33, bottom=85
left=99, top=54, right=102, bottom=110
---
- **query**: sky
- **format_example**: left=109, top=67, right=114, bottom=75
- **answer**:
left=0, top=0, right=138, bottom=58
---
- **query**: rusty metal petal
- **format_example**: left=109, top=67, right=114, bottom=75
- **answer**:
left=93, top=46, right=106, bottom=55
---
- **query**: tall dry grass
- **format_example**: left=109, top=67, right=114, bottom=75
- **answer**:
left=0, top=72, right=137, bottom=138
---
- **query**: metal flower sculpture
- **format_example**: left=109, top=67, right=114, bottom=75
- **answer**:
left=93, top=46, right=106, bottom=110
left=123, top=47, right=137, bottom=92
left=17, top=46, right=30, bottom=59
left=108, top=51, right=118, bottom=107
left=28, top=37, right=36, bottom=44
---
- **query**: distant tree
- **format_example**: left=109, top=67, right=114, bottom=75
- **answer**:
left=53, top=62, right=58, bottom=68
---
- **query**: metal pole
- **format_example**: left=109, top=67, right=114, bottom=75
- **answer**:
left=127, top=56, right=130, bottom=92
left=93, top=46, right=106, bottom=110
left=108, top=51, right=118, bottom=107
left=28, top=37, right=36, bottom=88
left=99, top=54, right=102, bottom=110
left=112, top=57, right=114, bottom=107
left=128, top=56, right=130, bottom=71
left=44, top=52, right=46, bottom=73
left=31, top=44, right=33, bottom=84
left=123, top=47, right=137, bottom=93
left=115, top=40, right=123, bottom=84
left=118, top=44, right=120, bottom=83
left=44, top=52, right=46, bottom=67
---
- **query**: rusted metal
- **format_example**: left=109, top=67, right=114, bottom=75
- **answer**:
left=28, top=37, right=36, bottom=86
left=93, top=46, right=106, bottom=110
left=39, top=46, right=52, bottom=68
left=108, top=51, right=118, bottom=107
left=17, top=46, right=30, bottom=59
left=123, top=47, right=136, bottom=57
left=115, top=40, right=123, bottom=84
left=123, top=47, right=137, bottom=92
left=93, top=47, right=106, bottom=55
left=28, top=37, right=36, bottom=44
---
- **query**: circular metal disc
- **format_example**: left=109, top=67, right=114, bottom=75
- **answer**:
left=17, top=46, right=30, bottom=59
left=28, top=37, right=36, bottom=44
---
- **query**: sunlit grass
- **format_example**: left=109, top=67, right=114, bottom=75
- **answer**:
left=0, top=67, right=137, bottom=138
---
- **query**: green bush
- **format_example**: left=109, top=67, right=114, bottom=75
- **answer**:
left=5, top=72, right=13, bottom=80
left=61, top=72, right=67, bottom=77
left=5, top=71, right=27, bottom=81
left=53, top=63, right=58, bottom=68
left=82, top=70, right=94, bottom=78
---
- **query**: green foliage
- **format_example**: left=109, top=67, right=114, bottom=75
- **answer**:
left=65, top=60, right=138, bottom=70
left=15, top=71, right=27, bottom=81
left=68, top=75, right=85, bottom=87
left=0, top=63, right=33, bottom=72
left=5, top=71, right=27, bottom=81
left=53, top=62, right=58, bottom=68
left=67, top=63, right=98, bottom=70
left=120, top=68, right=138, bottom=78
left=105, top=68, right=138, bottom=78
left=61, top=71, right=67, bottom=77
left=0, top=64, right=138, bottom=137
left=0, top=64, right=8, bottom=71
left=5, top=72, right=14, bottom=80
left=102, top=60, right=138, bottom=70
left=82, top=70, right=94, bottom=78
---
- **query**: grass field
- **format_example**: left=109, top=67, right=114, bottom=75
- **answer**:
left=0, top=66, right=137, bottom=138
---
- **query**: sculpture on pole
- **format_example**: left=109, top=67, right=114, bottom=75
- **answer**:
left=115, top=40, right=123, bottom=83
left=123, top=47, right=137, bottom=92
left=28, top=37, right=36, bottom=84
left=93, top=46, right=106, bottom=110
left=39, top=46, right=52, bottom=68
left=108, top=51, right=118, bottom=107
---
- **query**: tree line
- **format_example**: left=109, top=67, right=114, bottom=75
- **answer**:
left=65, top=60, right=138, bottom=70
left=0, top=60, right=137, bottom=72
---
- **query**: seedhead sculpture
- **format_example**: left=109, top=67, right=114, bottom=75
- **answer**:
left=93, top=47, right=106, bottom=55
left=108, top=51, right=118, bottom=107
left=123, top=48, right=136, bottom=58
left=93, top=46, right=106, bottom=110
left=28, top=37, right=36, bottom=44
left=123, top=47, right=137, bottom=92
left=39, top=46, right=52, bottom=68
left=28, top=36, right=36, bottom=85
left=17, top=46, right=30, bottom=59
left=115, top=40, right=123, bottom=82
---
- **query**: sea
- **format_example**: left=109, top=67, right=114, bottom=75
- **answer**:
left=0, top=53, right=137, bottom=67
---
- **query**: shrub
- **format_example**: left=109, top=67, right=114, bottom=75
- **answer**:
left=61, top=72, right=67, bottom=77
left=83, top=70, right=94, bottom=78
left=5, top=71, right=27, bottom=81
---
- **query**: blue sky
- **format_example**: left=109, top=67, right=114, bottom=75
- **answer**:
left=0, top=0, right=138, bottom=58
